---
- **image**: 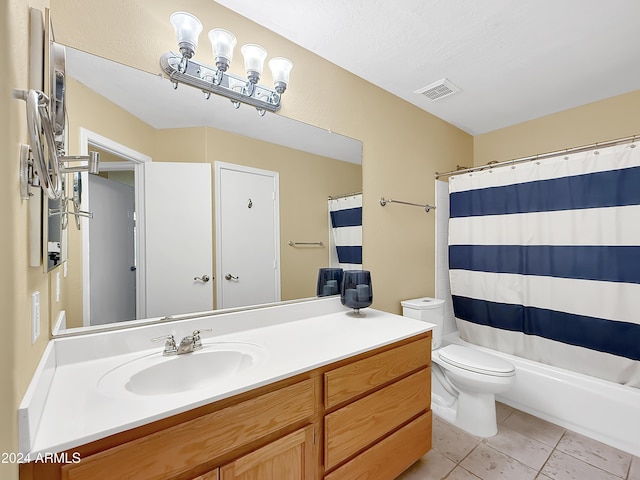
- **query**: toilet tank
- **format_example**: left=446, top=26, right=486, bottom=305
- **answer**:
left=401, top=297, right=445, bottom=348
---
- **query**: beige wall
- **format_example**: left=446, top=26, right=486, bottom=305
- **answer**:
left=3, top=1, right=50, bottom=479
left=474, top=90, right=640, bottom=165
left=0, top=3, right=15, bottom=478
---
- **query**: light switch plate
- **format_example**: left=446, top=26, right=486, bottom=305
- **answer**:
left=31, top=291, right=40, bottom=343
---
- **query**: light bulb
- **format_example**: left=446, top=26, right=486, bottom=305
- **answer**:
left=268, top=57, right=293, bottom=94
left=170, top=12, right=203, bottom=59
left=241, top=44, right=267, bottom=83
left=208, top=29, right=237, bottom=72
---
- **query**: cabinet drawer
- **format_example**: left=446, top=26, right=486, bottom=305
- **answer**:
left=324, top=411, right=432, bottom=480
left=324, top=368, right=430, bottom=470
left=61, top=379, right=315, bottom=480
left=324, top=335, right=430, bottom=408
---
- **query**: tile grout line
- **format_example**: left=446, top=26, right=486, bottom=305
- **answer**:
left=624, top=458, right=631, bottom=480
left=537, top=439, right=557, bottom=479
left=553, top=430, right=631, bottom=480
left=495, top=408, right=559, bottom=478
left=484, top=441, right=542, bottom=478
left=538, top=429, right=569, bottom=477
left=428, top=406, right=639, bottom=480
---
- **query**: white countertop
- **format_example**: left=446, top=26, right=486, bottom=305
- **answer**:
left=19, top=298, right=433, bottom=456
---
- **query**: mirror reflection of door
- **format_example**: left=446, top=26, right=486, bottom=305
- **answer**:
left=81, top=155, right=214, bottom=323
left=216, top=162, right=281, bottom=309
left=144, top=162, right=213, bottom=317
left=79, top=131, right=149, bottom=327
left=87, top=174, right=136, bottom=325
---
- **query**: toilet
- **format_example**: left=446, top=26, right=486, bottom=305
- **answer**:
left=402, top=297, right=515, bottom=437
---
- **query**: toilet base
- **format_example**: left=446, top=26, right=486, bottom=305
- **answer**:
left=431, top=391, right=498, bottom=437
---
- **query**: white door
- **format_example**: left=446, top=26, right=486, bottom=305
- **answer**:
left=87, top=175, right=136, bottom=325
left=144, top=162, right=213, bottom=317
left=215, top=162, right=280, bottom=309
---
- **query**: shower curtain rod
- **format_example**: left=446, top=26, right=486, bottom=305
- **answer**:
left=435, top=134, right=639, bottom=179
left=328, top=191, right=362, bottom=200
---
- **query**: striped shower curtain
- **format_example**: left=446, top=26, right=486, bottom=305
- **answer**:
left=329, top=194, right=362, bottom=270
left=448, top=141, right=640, bottom=387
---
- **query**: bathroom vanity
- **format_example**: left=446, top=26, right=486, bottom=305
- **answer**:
left=19, top=298, right=433, bottom=480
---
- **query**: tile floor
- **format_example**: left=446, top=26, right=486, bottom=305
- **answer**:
left=397, top=403, right=640, bottom=480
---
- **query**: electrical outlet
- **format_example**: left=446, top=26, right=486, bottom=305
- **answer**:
left=31, top=291, right=40, bottom=343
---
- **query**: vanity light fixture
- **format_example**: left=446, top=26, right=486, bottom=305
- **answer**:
left=161, top=11, right=293, bottom=115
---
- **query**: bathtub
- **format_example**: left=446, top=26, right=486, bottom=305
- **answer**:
left=445, top=332, right=640, bottom=457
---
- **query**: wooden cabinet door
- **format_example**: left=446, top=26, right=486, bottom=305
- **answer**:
left=191, top=469, right=219, bottom=480
left=60, top=380, right=314, bottom=480
left=220, top=426, right=315, bottom=480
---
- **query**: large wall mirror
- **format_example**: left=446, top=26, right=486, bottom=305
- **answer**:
left=54, top=45, right=362, bottom=336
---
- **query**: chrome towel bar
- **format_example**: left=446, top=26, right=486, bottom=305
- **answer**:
left=288, top=241, right=324, bottom=247
left=379, top=197, right=435, bottom=213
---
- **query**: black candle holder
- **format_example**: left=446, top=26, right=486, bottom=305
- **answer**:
left=316, top=268, right=343, bottom=297
left=341, top=270, right=373, bottom=312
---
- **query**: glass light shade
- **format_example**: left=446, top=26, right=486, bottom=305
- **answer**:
left=268, top=57, right=293, bottom=93
left=241, top=44, right=267, bottom=77
left=170, top=12, right=203, bottom=57
left=208, top=29, right=237, bottom=68
left=268, top=57, right=293, bottom=84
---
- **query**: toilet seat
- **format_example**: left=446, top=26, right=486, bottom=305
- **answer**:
left=437, top=345, right=515, bottom=377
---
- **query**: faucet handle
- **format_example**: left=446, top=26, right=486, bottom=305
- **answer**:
left=192, top=329, right=213, bottom=349
left=152, top=334, right=177, bottom=355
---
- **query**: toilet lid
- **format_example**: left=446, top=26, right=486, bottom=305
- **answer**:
left=437, top=345, right=515, bottom=377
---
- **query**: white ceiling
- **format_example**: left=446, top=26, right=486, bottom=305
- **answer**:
left=215, top=0, right=640, bottom=135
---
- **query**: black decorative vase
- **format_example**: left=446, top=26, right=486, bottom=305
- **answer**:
left=340, top=270, right=373, bottom=312
left=316, top=268, right=343, bottom=297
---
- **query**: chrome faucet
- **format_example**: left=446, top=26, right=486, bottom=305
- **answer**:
left=152, top=334, right=178, bottom=356
left=152, top=329, right=212, bottom=356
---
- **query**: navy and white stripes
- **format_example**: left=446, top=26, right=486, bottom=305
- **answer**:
left=329, top=194, right=362, bottom=269
left=448, top=142, right=640, bottom=377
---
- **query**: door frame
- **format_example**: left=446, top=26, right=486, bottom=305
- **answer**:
left=214, top=161, right=281, bottom=309
left=80, top=128, right=151, bottom=324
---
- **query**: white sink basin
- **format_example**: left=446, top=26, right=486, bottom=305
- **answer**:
left=97, top=342, right=266, bottom=396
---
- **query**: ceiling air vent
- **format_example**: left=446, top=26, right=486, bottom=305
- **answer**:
left=414, top=78, right=461, bottom=102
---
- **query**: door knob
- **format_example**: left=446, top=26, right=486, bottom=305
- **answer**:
left=225, top=273, right=239, bottom=281
left=194, top=274, right=211, bottom=283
